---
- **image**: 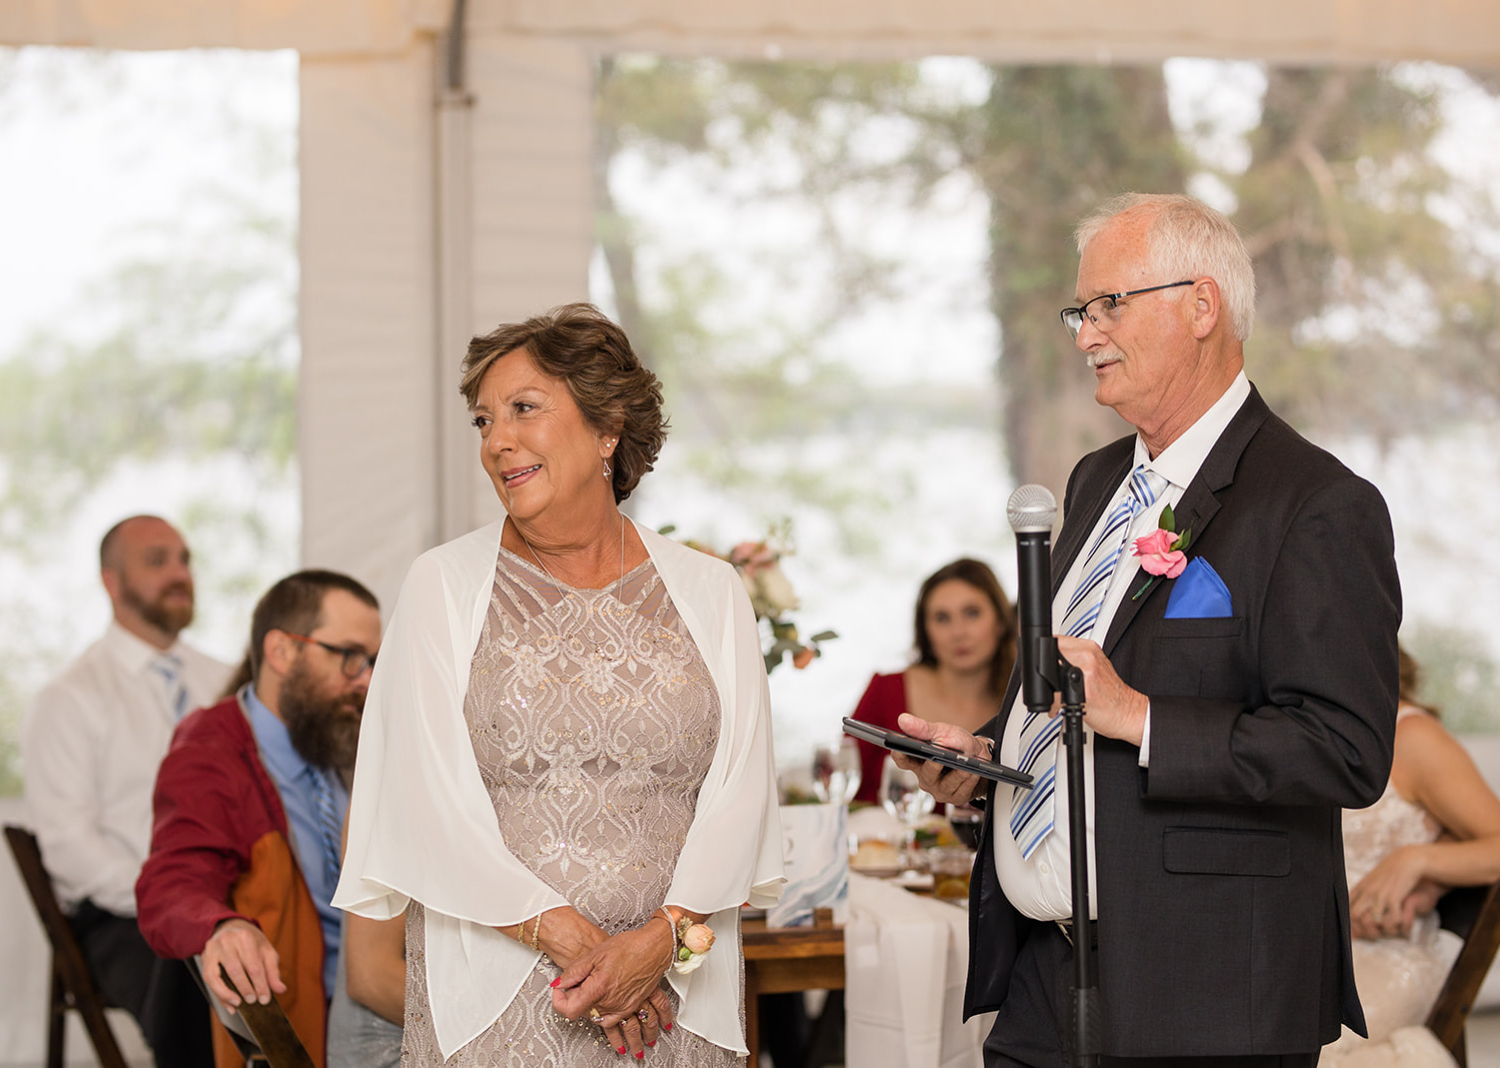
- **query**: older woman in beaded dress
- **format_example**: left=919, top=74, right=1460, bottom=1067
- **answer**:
left=334, top=303, right=784, bottom=1066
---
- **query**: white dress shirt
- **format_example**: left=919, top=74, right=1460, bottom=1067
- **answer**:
left=995, top=372, right=1251, bottom=921
left=21, top=621, right=232, bottom=914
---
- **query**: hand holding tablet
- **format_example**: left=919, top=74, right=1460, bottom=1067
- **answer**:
left=842, top=717, right=1034, bottom=789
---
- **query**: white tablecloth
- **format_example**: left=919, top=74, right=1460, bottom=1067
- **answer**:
left=845, top=872, right=994, bottom=1068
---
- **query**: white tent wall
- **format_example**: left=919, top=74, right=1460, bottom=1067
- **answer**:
left=298, top=28, right=593, bottom=610
left=298, top=46, right=442, bottom=606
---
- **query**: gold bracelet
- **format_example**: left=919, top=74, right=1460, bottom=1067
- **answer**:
left=652, top=907, right=679, bottom=968
left=529, top=912, right=542, bottom=952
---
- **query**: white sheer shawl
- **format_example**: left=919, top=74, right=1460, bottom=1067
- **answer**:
left=333, top=520, right=784, bottom=1057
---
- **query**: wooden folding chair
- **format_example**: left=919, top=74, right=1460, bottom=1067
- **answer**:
left=197, top=962, right=316, bottom=1068
left=1425, top=880, right=1500, bottom=1066
left=4, top=824, right=130, bottom=1068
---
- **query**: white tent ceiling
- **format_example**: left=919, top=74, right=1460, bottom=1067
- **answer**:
left=5, top=0, right=1500, bottom=605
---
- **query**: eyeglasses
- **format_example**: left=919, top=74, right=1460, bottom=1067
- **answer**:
left=1060, top=280, right=1195, bottom=340
left=281, top=632, right=376, bottom=679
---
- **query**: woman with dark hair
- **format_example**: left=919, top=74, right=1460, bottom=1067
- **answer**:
left=1321, top=648, right=1500, bottom=1066
left=848, top=558, right=1017, bottom=805
left=335, top=303, right=783, bottom=1066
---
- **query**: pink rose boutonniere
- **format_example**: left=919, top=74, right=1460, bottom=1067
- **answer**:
left=1131, top=504, right=1192, bottom=599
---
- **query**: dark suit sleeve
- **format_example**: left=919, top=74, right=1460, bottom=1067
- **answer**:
left=1143, top=473, right=1399, bottom=808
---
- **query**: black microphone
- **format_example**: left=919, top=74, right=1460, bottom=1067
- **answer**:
left=1008, top=484, right=1058, bottom=715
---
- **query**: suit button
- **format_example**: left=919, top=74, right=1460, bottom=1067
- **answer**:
left=1039, top=861, right=1051, bottom=875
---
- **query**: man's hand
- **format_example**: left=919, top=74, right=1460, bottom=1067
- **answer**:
left=202, top=918, right=284, bottom=1011
left=890, top=713, right=988, bottom=807
left=1055, top=637, right=1149, bottom=747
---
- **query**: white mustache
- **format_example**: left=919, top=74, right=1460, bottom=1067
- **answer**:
left=1086, top=351, right=1121, bottom=370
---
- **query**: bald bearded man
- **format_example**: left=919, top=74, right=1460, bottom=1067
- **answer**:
left=23, top=515, right=232, bottom=1067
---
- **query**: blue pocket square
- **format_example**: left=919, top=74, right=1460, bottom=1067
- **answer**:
left=1164, top=557, right=1233, bottom=619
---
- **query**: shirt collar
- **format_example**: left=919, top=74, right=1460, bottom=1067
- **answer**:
left=243, top=684, right=317, bottom=784
left=103, top=620, right=182, bottom=676
left=1133, top=371, right=1251, bottom=490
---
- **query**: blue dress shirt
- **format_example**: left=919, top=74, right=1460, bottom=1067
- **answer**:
left=245, top=686, right=347, bottom=996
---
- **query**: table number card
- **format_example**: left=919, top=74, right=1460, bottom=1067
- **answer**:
left=767, top=803, right=849, bottom=928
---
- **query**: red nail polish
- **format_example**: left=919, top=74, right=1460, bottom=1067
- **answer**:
left=636, top=1053, right=645, bottom=1060
left=662, top=1023, right=672, bottom=1031
left=549, top=978, right=560, bottom=988
left=617, top=1047, right=627, bottom=1055
left=647, top=1042, right=656, bottom=1048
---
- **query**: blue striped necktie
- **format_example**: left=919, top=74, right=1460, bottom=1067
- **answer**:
left=308, top=766, right=344, bottom=892
left=150, top=652, right=190, bottom=721
left=1009, top=464, right=1168, bottom=859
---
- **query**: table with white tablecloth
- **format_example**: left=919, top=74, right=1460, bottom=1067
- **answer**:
left=845, top=872, right=995, bottom=1068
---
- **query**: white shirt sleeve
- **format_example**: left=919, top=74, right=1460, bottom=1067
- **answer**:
left=22, top=681, right=144, bottom=914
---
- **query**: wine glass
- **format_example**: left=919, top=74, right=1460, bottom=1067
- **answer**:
left=946, top=802, right=984, bottom=850
left=812, top=737, right=863, bottom=804
left=880, top=755, right=935, bottom=855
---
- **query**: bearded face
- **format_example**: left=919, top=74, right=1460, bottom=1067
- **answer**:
left=120, top=575, right=195, bottom=635
left=279, top=655, right=364, bottom=771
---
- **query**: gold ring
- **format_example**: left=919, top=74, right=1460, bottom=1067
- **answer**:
left=589, top=1008, right=602, bottom=1023
left=637, top=1009, right=650, bottom=1023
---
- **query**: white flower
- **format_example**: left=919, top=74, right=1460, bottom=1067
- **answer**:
left=756, top=562, right=800, bottom=615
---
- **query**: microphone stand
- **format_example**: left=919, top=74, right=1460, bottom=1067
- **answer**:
left=1034, top=636, right=1099, bottom=1068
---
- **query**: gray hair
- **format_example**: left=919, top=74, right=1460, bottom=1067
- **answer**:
left=1075, top=193, right=1256, bottom=343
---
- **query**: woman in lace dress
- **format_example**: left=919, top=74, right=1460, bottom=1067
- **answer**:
left=1320, top=649, right=1500, bottom=1066
left=334, top=304, right=784, bottom=1066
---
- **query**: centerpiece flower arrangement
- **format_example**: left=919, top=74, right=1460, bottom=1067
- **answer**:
left=664, top=520, right=837, bottom=673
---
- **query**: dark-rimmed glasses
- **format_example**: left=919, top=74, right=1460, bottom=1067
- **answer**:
left=1060, top=280, right=1195, bottom=340
left=281, top=632, right=376, bottom=678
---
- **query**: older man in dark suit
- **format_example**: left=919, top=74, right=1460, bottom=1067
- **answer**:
left=899, top=193, right=1401, bottom=1066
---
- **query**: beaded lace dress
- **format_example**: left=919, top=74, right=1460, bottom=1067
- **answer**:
left=402, top=548, right=744, bottom=1067
left=1318, top=707, right=1459, bottom=1067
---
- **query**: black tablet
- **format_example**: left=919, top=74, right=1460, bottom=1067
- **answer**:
left=842, top=717, right=1034, bottom=789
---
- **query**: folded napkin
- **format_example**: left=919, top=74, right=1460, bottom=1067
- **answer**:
left=1164, top=556, right=1233, bottom=619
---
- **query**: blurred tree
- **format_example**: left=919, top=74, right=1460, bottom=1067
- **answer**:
left=0, top=229, right=297, bottom=791
left=593, top=59, right=1500, bottom=495
left=977, top=65, right=1187, bottom=496
left=0, top=49, right=299, bottom=792
left=1229, top=67, right=1500, bottom=438
left=596, top=57, right=994, bottom=548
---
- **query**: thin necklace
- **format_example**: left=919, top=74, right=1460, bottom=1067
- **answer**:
left=515, top=515, right=628, bottom=619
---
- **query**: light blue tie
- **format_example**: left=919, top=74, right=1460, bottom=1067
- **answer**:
left=150, top=652, right=191, bottom=721
left=308, top=766, right=344, bottom=892
left=1009, top=464, right=1168, bottom=859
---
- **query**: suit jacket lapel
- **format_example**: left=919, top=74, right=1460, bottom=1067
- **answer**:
left=1099, top=386, right=1271, bottom=655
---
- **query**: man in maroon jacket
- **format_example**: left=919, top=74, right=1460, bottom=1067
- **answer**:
left=136, top=570, right=380, bottom=1068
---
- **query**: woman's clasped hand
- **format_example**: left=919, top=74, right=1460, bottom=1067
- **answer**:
left=548, top=912, right=682, bottom=1058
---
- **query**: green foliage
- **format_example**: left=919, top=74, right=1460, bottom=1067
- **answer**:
left=1405, top=624, right=1500, bottom=734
